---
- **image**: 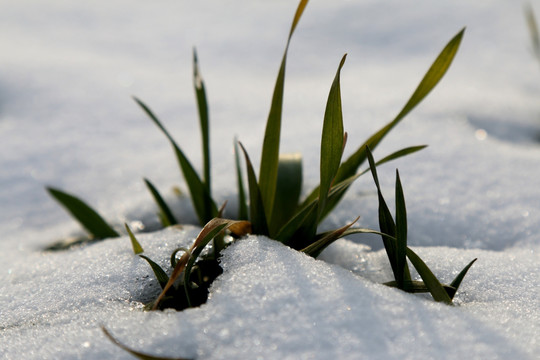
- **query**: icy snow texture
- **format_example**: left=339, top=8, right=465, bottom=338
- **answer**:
left=1, top=0, right=539, bottom=359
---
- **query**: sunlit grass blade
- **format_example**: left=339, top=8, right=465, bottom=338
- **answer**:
left=301, top=216, right=359, bottom=258
left=46, top=187, right=119, bottom=239
left=239, top=142, right=269, bottom=236
left=384, top=280, right=457, bottom=296
left=405, top=247, right=452, bottom=304
left=125, top=223, right=144, bottom=254
left=144, top=178, right=178, bottom=227
left=139, top=255, right=169, bottom=289
left=193, top=48, right=211, bottom=194
left=234, top=139, right=248, bottom=220
left=102, top=327, right=192, bottom=360
left=395, top=170, right=412, bottom=287
left=338, top=29, right=464, bottom=183
left=270, top=153, right=303, bottom=233
left=133, top=97, right=217, bottom=225
left=319, top=54, right=347, bottom=218
left=259, top=0, right=309, bottom=224
left=447, top=258, right=477, bottom=299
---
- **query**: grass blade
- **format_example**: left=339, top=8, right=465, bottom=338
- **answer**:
left=319, top=54, right=347, bottom=218
left=234, top=139, right=248, bottom=220
left=270, top=153, right=303, bottom=233
left=275, top=200, right=318, bottom=247
left=447, top=258, right=477, bottom=299
left=125, top=223, right=144, bottom=254
left=139, top=255, right=169, bottom=289
left=239, top=142, right=269, bottom=236
left=102, top=327, right=192, bottom=360
left=193, top=48, right=211, bottom=194
left=134, top=97, right=217, bottom=225
left=301, top=216, right=359, bottom=258
left=395, top=170, right=412, bottom=287
left=525, top=5, right=540, bottom=61
left=144, top=178, right=178, bottom=227
left=405, top=247, right=452, bottom=304
left=46, top=187, right=119, bottom=239
left=259, top=0, right=309, bottom=224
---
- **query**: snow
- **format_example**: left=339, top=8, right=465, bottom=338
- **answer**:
left=1, top=0, right=539, bottom=359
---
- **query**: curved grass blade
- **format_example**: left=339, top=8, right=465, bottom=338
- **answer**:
left=395, top=170, right=412, bottom=287
left=384, top=280, right=457, bottom=296
left=319, top=54, right=347, bottom=218
left=447, top=258, right=477, bottom=299
left=139, top=255, right=169, bottom=289
left=193, top=48, right=211, bottom=194
left=270, top=153, right=303, bottom=233
left=239, top=142, right=269, bottom=236
left=133, top=97, right=217, bottom=225
left=275, top=200, right=318, bottom=246
left=46, top=187, right=119, bottom=239
left=144, top=178, right=178, bottom=227
left=125, top=223, right=144, bottom=254
left=300, top=216, right=359, bottom=258
left=234, top=138, right=248, bottom=220
left=102, top=327, right=192, bottom=360
left=259, top=0, right=309, bottom=224
left=405, top=247, right=452, bottom=304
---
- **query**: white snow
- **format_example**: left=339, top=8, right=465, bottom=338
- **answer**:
left=1, top=0, right=539, bottom=359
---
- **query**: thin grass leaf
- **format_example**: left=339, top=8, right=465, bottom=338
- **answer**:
left=384, top=280, right=457, bottom=296
left=301, top=216, right=359, bottom=258
left=259, top=0, right=309, bottom=224
left=275, top=200, right=318, bottom=246
left=193, top=48, right=211, bottom=194
left=144, top=178, right=178, bottom=227
left=234, top=138, right=248, bottom=220
left=239, top=142, right=269, bottom=236
left=270, top=153, right=303, bottom=233
left=139, top=255, right=169, bottom=289
left=319, top=54, right=347, bottom=218
left=395, top=170, right=412, bottom=287
left=125, top=223, right=144, bottom=254
left=102, top=327, right=192, bottom=360
left=302, top=29, right=465, bottom=212
left=405, top=247, right=453, bottom=304
left=133, top=97, right=217, bottom=225
left=170, top=247, right=190, bottom=268
left=447, top=258, right=477, bottom=299
left=46, top=187, right=119, bottom=239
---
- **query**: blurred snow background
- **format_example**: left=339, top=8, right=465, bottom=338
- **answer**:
left=0, top=1, right=539, bottom=359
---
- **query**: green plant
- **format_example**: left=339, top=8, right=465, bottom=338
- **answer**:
left=525, top=4, right=540, bottom=63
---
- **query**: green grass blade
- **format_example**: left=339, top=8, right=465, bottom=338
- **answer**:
left=301, top=216, right=358, bottom=258
left=144, top=178, right=178, bottom=227
left=46, top=187, right=119, bottom=239
left=125, top=223, right=144, bottom=254
left=395, top=170, right=412, bottom=287
left=193, top=48, right=211, bottom=194
left=275, top=200, right=318, bottom=248
left=102, top=327, right=192, bottom=360
left=322, top=29, right=465, bottom=199
left=139, top=255, right=169, bottom=289
left=259, top=0, right=309, bottom=224
left=234, top=139, right=248, bottom=220
left=405, top=247, right=453, bottom=304
left=239, top=143, right=269, bottom=236
left=270, top=153, right=303, bottom=233
left=525, top=5, right=540, bottom=61
left=319, top=54, right=347, bottom=218
left=447, top=258, right=477, bottom=299
left=134, top=97, right=217, bottom=225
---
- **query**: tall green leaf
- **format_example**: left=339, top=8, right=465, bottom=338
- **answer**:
left=405, top=247, right=452, bottom=304
left=239, top=143, right=269, bottom=236
left=193, top=48, right=211, bottom=194
left=234, top=139, right=248, bottom=220
left=134, top=97, right=217, bottom=225
left=144, top=178, right=178, bottom=227
left=46, top=187, right=119, bottom=239
left=319, top=54, right=347, bottom=218
left=259, top=0, right=309, bottom=224
left=447, top=258, right=477, bottom=299
left=395, top=170, right=412, bottom=287
left=270, top=153, right=303, bottom=233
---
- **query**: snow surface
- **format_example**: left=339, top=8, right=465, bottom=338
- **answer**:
left=1, top=0, right=540, bottom=359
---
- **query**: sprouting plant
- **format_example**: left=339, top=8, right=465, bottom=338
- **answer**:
left=361, top=147, right=477, bottom=303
